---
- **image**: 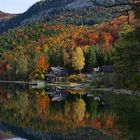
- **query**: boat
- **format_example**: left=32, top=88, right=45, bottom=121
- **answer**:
left=55, top=86, right=68, bottom=91
left=87, top=94, right=94, bottom=97
left=52, top=93, right=68, bottom=101
left=47, top=92, right=56, bottom=97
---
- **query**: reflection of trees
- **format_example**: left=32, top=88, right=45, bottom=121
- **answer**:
left=36, top=93, right=50, bottom=121
left=85, top=97, right=117, bottom=133
left=86, top=98, right=100, bottom=120
left=0, top=88, right=118, bottom=137
left=112, top=95, right=140, bottom=139
left=72, top=99, right=86, bottom=121
left=0, top=91, right=31, bottom=128
left=18, top=93, right=29, bottom=118
left=103, top=113, right=116, bottom=129
left=68, top=90, right=86, bottom=95
left=65, top=98, right=86, bottom=122
left=0, top=87, right=11, bottom=103
left=91, top=101, right=99, bottom=119
left=2, top=92, right=29, bottom=119
left=0, top=89, right=117, bottom=139
left=49, top=101, right=65, bottom=119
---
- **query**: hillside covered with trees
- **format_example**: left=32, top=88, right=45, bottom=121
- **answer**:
left=0, top=0, right=140, bottom=91
left=0, top=15, right=136, bottom=79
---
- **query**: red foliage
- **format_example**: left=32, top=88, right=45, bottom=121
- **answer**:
left=75, top=38, right=91, bottom=46
left=0, top=61, right=9, bottom=75
left=102, top=32, right=113, bottom=43
left=103, top=115, right=114, bottom=129
left=35, top=44, right=41, bottom=52
left=91, top=118, right=101, bottom=129
left=87, top=32, right=99, bottom=45
left=102, top=32, right=114, bottom=50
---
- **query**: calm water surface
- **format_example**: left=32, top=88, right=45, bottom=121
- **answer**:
left=0, top=84, right=140, bottom=140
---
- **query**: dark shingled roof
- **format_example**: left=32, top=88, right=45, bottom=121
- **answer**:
left=101, top=65, right=113, bottom=73
left=47, top=67, right=68, bottom=77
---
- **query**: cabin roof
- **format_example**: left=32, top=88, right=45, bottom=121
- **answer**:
left=101, top=65, right=113, bottom=73
left=46, top=67, right=68, bottom=77
left=45, top=73, right=56, bottom=77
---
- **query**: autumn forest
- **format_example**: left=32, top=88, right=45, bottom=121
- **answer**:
left=0, top=0, right=140, bottom=140
left=0, top=12, right=140, bottom=89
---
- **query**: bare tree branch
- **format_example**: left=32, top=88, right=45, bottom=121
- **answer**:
left=91, top=0, right=140, bottom=8
left=91, top=0, right=140, bottom=23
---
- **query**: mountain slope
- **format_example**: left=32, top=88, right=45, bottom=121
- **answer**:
left=0, top=0, right=116, bottom=33
left=0, top=11, right=16, bottom=20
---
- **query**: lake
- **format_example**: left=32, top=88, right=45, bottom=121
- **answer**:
left=0, top=83, right=140, bottom=140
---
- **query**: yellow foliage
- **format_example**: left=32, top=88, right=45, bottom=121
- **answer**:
left=72, top=47, right=85, bottom=72
left=43, top=44, right=49, bottom=52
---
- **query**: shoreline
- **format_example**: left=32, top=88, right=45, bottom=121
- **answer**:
left=0, top=80, right=140, bottom=96
left=0, top=80, right=36, bottom=85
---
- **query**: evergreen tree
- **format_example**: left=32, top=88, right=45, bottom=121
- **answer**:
left=114, top=28, right=140, bottom=90
left=15, top=47, right=28, bottom=78
left=84, top=46, right=96, bottom=73
left=47, top=45, right=64, bottom=66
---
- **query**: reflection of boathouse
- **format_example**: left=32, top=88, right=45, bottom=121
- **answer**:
left=45, top=67, right=68, bottom=82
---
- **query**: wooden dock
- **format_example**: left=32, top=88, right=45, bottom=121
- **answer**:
left=0, top=80, right=37, bottom=85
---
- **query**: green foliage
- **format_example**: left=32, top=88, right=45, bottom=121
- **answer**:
left=47, top=45, right=64, bottom=66
left=92, top=78, right=103, bottom=88
left=15, top=48, right=28, bottom=76
left=84, top=46, right=96, bottom=73
left=87, top=98, right=100, bottom=119
left=96, top=49, right=114, bottom=66
left=114, top=27, right=140, bottom=90
left=129, top=75, right=140, bottom=91
left=4, top=47, right=29, bottom=79
left=34, top=71, right=45, bottom=80
left=134, top=6, right=140, bottom=19
left=118, top=23, right=134, bottom=38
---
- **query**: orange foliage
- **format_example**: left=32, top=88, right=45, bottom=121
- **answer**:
left=35, top=44, right=41, bottom=52
left=80, top=45, right=89, bottom=50
left=102, top=32, right=114, bottom=50
left=103, top=114, right=115, bottom=129
left=40, top=34, right=46, bottom=44
left=0, top=87, right=11, bottom=103
left=35, top=53, right=49, bottom=73
left=91, top=118, right=101, bottom=129
left=87, top=32, right=99, bottom=45
left=0, top=60, right=10, bottom=75
left=36, top=94, right=50, bottom=115
left=103, top=42, right=111, bottom=51
left=36, top=94, right=50, bottom=121
left=102, top=32, right=113, bottom=43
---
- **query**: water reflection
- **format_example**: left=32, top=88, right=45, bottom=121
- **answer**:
left=0, top=84, right=140, bottom=140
